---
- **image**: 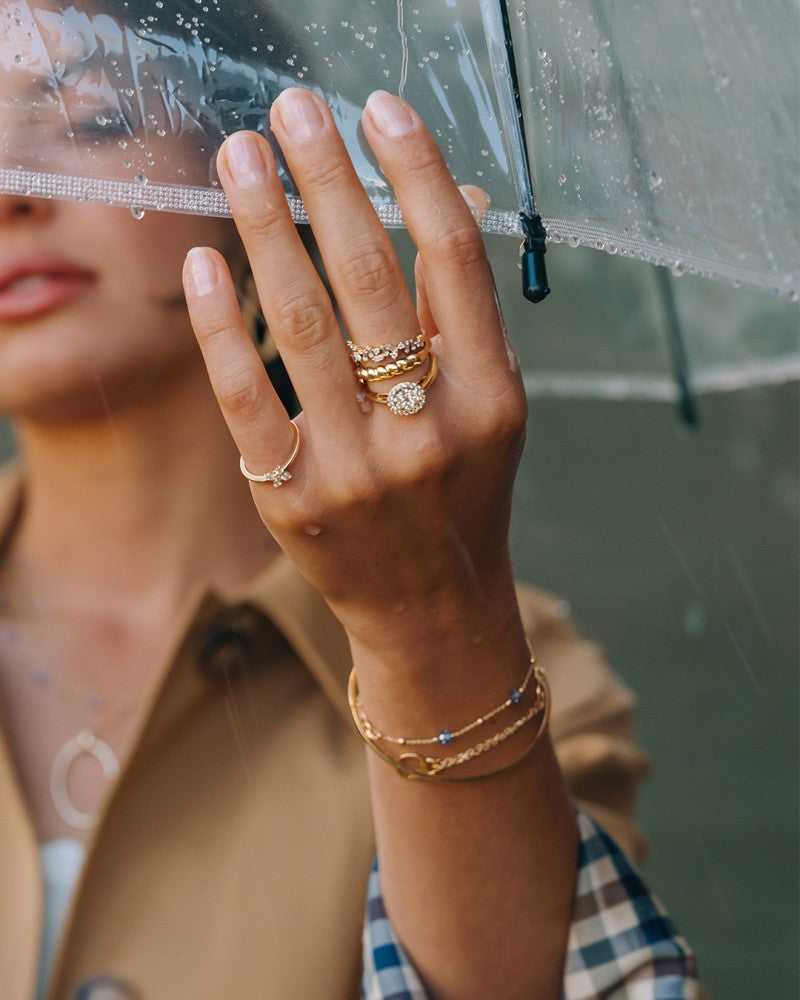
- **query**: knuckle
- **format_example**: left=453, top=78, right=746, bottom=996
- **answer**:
left=216, top=367, right=264, bottom=419
left=463, top=385, right=528, bottom=444
left=327, top=469, right=381, bottom=513
left=273, top=292, right=330, bottom=350
left=428, top=220, right=485, bottom=268
left=297, top=156, right=351, bottom=198
left=394, top=430, right=450, bottom=486
left=403, top=146, right=447, bottom=187
left=339, top=244, right=397, bottom=302
left=236, top=201, right=287, bottom=244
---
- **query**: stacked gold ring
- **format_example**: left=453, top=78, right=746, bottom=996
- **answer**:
left=348, top=332, right=438, bottom=417
left=355, top=344, right=429, bottom=382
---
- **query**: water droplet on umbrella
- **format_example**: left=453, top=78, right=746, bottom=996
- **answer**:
left=671, top=260, right=686, bottom=276
left=95, top=114, right=110, bottom=126
left=135, top=174, right=148, bottom=185
left=648, top=171, right=663, bottom=190
left=568, top=234, right=581, bottom=247
left=13, top=54, right=23, bottom=64
left=558, top=174, right=567, bottom=185
left=131, top=205, right=145, bottom=220
left=118, top=139, right=128, bottom=149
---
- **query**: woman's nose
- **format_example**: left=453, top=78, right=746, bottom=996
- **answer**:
left=0, top=192, right=54, bottom=226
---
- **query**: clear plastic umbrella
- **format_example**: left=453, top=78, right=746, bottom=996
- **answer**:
left=1, top=0, right=797, bottom=389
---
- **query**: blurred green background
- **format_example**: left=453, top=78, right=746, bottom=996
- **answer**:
left=488, top=239, right=799, bottom=1000
left=1, top=235, right=797, bottom=999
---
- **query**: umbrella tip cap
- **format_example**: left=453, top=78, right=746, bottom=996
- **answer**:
left=522, top=247, right=550, bottom=303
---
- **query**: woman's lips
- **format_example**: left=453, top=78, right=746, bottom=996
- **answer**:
left=0, top=254, right=96, bottom=321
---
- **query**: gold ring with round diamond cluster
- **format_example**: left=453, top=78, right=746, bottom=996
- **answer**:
left=348, top=332, right=438, bottom=416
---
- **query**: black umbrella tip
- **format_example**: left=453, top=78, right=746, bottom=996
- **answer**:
left=520, top=213, right=550, bottom=303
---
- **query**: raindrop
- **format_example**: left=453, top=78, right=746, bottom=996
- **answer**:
left=95, top=114, right=110, bottom=126
left=684, top=602, right=706, bottom=636
left=648, top=171, right=663, bottom=190
left=568, top=234, right=581, bottom=247
left=156, top=128, right=166, bottom=138
left=135, top=174, right=148, bottom=185
left=131, top=205, right=146, bottom=220
left=671, top=260, right=686, bottom=276
left=13, top=54, right=23, bottom=64
left=557, top=174, right=567, bottom=185
left=118, top=139, right=128, bottom=149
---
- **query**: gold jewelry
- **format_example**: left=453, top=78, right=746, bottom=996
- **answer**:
left=239, top=421, right=301, bottom=487
left=51, top=729, right=121, bottom=830
left=347, top=332, right=427, bottom=367
left=353, top=653, right=538, bottom=747
left=347, top=663, right=551, bottom=783
left=356, top=345, right=429, bottom=383
left=365, top=354, right=438, bottom=416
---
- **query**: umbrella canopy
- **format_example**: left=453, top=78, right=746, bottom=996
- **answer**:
left=511, top=0, right=800, bottom=300
left=2, top=0, right=797, bottom=295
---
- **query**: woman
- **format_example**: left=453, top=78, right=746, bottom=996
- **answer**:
left=0, top=7, right=697, bottom=1000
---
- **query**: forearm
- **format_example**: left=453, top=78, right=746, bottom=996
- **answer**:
left=349, top=581, right=578, bottom=1000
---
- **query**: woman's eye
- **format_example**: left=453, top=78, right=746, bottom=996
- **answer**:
left=70, top=111, right=132, bottom=142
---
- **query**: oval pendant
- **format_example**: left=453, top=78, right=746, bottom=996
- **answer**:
left=50, top=730, right=120, bottom=831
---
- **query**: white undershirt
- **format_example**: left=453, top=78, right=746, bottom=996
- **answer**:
left=36, top=839, right=85, bottom=1000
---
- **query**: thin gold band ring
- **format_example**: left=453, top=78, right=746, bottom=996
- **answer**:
left=239, top=421, right=301, bottom=488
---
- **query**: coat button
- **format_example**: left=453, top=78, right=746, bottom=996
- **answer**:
left=72, top=976, right=141, bottom=1000
left=196, top=604, right=276, bottom=681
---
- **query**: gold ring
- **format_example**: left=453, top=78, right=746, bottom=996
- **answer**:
left=239, top=421, right=301, bottom=487
left=365, top=354, right=438, bottom=416
left=347, top=332, right=427, bottom=367
left=356, top=345, right=429, bottom=382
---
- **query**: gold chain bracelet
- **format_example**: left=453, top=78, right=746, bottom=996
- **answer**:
left=347, top=663, right=551, bottom=783
left=352, top=653, right=538, bottom=747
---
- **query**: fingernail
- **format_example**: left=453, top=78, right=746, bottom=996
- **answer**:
left=460, top=185, right=491, bottom=212
left=275, top=88, right=325, bottom=140
left=224, top=132, right=268, bottom=189
left=185, top=247, right=219, bottom=297
left=365, top=90, right=414, bottom=137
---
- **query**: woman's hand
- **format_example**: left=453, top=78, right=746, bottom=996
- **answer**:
left=183, top=90, right=576, bottom=1000
left=182, top=89, right=528, bottom=659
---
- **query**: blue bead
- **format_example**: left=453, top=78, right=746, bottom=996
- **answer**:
left=438, top=730, right=453, bottom=746
left=509, top=689, right=523, bottom=704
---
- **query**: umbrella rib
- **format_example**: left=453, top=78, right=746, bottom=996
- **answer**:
left=487, top=0, right=550, bottom=303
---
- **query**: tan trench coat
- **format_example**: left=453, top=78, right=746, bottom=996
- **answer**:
left=0, top=466, right=650, bottom=1000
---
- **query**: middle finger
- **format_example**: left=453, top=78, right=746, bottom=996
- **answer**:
left=269, top=89, right=420, bottom=348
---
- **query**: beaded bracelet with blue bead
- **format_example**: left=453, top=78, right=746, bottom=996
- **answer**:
left=351, top=651, right=538, bottom=749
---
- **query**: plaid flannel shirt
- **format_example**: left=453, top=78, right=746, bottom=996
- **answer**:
left=362, top=809, right=700, bottom=1000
